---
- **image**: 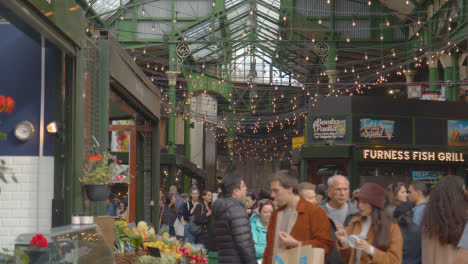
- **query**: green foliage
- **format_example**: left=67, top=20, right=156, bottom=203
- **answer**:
left=115, top=226, right=142, bottom=250
left=136, top=255, right=161, bottom=264
left=81, top=152, right=129, bottom=184
left=0, top=121, right=5, bottom=140
left=0, top=248, right=29, bottom=264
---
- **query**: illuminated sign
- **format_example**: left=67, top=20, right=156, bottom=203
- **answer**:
left=363, top=149, right=465, bottom=162
left=292, top=136, right=305, bottom=149
left=312, top=118, right=346, bottom=139
left=360, top=119, right=395, bottom=140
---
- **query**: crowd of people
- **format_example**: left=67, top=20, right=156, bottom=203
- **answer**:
left=155, top=172, right=468, bottom=264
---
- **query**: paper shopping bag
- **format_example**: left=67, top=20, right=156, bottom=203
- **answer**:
left=274, top=245, right=324, bottom=264
left=174, top=217, right=186, bottom=236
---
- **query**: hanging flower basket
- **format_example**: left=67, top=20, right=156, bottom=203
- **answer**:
left=84, top=184, right=110, bottom=201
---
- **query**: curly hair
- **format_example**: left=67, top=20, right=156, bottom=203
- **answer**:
left=421, top=175, right=468, bottom=246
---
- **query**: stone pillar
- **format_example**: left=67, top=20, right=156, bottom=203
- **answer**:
left=404, top=70, right=418, bottom=99
left=326, top=70, right=338, bottom=94
left=425, top=52, right=439, bottom=91
left=439, top=54, right=457, bottom=101
left=326, top=42, right=337, bottom=95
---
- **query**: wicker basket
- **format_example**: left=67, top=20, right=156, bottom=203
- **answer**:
left=114, top=251, right=147, bottom=264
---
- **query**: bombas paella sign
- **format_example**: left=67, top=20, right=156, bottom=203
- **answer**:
left=312, top=118, right=346, bottom=139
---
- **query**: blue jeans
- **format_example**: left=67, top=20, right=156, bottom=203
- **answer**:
left=184, top=223, right=196, bottom=243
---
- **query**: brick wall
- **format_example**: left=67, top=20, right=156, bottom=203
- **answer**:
left=0, top=156, right=54, bottom=251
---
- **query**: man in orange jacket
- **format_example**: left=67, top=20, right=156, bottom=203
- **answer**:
left=263, top=170, right=334, bottom=264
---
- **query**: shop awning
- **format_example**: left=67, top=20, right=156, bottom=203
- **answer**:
left=161, top=153, right=207, bottom=180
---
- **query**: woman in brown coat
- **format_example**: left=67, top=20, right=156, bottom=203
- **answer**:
left=336, top=183, right=403, bottom=264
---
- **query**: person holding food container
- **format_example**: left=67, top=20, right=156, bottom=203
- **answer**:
left=335, top=182, right=403, bottom=264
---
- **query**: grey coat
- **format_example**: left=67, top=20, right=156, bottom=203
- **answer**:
left=320, top=200, right=360, bottom=264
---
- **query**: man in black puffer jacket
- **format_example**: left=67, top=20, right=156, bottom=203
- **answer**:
left=212, top=174, right=257, bottom=264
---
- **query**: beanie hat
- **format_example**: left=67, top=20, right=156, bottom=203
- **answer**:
left=393, top=201, right=413, bottom=219
left=355, top=183, right=385, bottom=209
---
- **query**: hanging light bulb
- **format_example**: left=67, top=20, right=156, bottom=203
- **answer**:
left=212, top=1, right=216, bottom=6
left=417, top=17, right=421, bottom=25
left=283, top=16, right=287, bottom=21
left=209, top=25, right=212, bottom=31
left=392, top=49, right=396, bottom=56
left=312, top=35, right=316, bottom=42
left=368, top=0, right=372, bottom=5
left=415, top=31, right=419, bottom=36
left=406, top=0, right=409, bottom=4
left=306, top=56, right=309, bottom=60
left=346, top=37, right=350, bottom=43
left=152, top=24, right=155, bottom=31
left=364, top=52, right=368, bottom=60
left=335, top=55, right=338, bottom=61
left=352, top=19, right=356, bottom=27
left=120, top=14, right=124, bottom=20
left=386, top=19, right=390, bottom=26
left=380, top=33, right=384, bottom=40
left=141, top=6, right=146, bottom=15
left=143, top=49, right=146, bottom=54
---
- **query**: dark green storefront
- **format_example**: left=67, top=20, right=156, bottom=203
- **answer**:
left=298, top=97, right=468, bottom=190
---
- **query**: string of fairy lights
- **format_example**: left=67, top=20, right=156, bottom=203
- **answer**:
left=85, top=0, right=468, bottom=160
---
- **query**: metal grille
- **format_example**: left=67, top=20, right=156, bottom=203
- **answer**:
left=295, top=0, right=330, bottom=17
left=84, top=38, right=101, bottom=153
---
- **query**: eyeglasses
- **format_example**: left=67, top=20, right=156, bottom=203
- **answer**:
left=260, top=199, right=272, bottom=204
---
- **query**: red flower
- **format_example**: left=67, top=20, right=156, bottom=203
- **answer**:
left=89, top=154, right=102, bottom=162
left=0, top=95, right=5, bottom=112
left=0, top=95, right=14, bottom=113
left=118, top=133, right=127, bottom=141
left=5, top=96, right=14, bottom=113
left=30, top=233, right=48, bottom=248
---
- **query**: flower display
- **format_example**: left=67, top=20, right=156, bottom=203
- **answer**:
left=81, top=152, right=129, bottom=184
left=116, top=132, right=129, bottom=152
left=30, top=233, right=48, bottom=248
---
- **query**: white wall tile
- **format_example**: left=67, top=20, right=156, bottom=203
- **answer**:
left=0, top=156, right=54, bottom=251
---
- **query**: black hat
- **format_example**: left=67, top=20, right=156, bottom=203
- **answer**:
left=393, top=201, right=413, bottom=219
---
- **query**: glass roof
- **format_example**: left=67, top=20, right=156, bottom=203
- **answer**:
left=90, top=0, right=131, bottom=21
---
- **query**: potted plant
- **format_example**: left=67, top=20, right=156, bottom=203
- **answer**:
left=81, top=152, right=128, bottom=201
